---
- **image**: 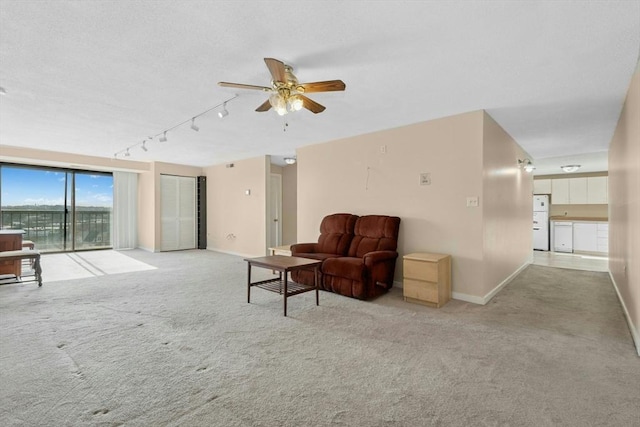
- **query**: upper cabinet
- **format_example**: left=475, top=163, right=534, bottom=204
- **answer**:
left=545, top=176, right=608, bottom=205
left=533, top=179, right=552, bottom=194
left=551, top=179, right=570, bottom=204
left=587, top=176, right=608, bottom=204
left=569, top=177, right=588, bottom=204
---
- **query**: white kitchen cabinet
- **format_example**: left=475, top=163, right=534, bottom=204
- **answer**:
left=551, top=179, right=570, bottom=204
left=534, top=179, right=552, bottom=194
left=597, top=222, right=608, bottom=253
left=551, top=176, right=608, bottom=205
left=569, top=178, right=588, bottom=204
left=587, top=177, right=608, bottom=204
left=573, top=222, right=598, bottom=252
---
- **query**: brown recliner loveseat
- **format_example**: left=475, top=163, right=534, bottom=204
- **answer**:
left=291, top=213, right=401, bottom=300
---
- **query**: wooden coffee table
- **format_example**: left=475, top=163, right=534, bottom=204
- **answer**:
left=245, top=255, right=322, bottom=316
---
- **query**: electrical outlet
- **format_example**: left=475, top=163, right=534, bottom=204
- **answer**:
left=466, top=196, right=479, bottom=207
left=380, top=145, right=387, bottom=154
left=420, top=173, right=431, bottom=185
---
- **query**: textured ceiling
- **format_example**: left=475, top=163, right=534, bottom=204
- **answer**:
left=1, top=1, right=639, bottom=172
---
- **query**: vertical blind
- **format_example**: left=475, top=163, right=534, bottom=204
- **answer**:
left=112, top=171, right=138, bottom=250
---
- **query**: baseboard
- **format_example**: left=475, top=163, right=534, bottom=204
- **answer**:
left=207, top=248, right=258, bottom=259
left=393, top=279, right=403, bottom=289
left=451, top=292, right=485, bottom=305
left=609, top=271, right=640, bottom=357
left=452, top=260, right=531, bottom=306
left=137, top=246, right=156, bottom=253
left=482, top=261, right=531, bottom=304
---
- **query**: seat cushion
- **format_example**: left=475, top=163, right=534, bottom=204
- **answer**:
left=322, top=257, right=365, bottom=282
left=291, top=253, right=341, bottom=262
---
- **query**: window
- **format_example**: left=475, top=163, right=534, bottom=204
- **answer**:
left=0, top=164, right=113, bottom=252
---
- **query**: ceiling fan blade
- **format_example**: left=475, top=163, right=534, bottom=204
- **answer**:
left=264, top=58, right=286, bottom=83
left=255, top=99, right=272, bottom=112
left=299, top=95, right=326, bottom=114
left=218, top=82, right=271, bottom=91
left=299, top=80, right=346, bottom=93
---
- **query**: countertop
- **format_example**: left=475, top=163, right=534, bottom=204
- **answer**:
left=549, top=216, right=608, bottom=222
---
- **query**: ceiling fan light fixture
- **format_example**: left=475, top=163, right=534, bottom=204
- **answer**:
left=288, top=95, right=303, bottom=112
left=561, top=165, right=581, bottom=173
left=269, top=94, right=287, bottom=115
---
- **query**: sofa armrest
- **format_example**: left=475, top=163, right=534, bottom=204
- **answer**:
left=291, top=243, right=319, bottom=254
left=363, top=250, right=398, bottom=267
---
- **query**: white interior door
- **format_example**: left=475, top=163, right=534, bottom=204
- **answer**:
left=161, top=175, right=196, bottom=251
left=269, top=173, right=282, bottom=249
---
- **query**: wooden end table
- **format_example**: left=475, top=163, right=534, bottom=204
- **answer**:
left=245, top=255, right=322, bottom=316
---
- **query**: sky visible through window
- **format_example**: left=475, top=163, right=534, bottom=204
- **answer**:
left=1, top=167, right=113, bottom=208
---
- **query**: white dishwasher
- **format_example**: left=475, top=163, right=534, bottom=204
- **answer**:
left=554, top=221, right=573, bottom=253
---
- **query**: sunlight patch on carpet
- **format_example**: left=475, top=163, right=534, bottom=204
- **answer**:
left=42, top=250, right=157, bottom=282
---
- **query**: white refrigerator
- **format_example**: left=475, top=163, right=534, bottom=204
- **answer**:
left=533, top=195, right=549, bottom=251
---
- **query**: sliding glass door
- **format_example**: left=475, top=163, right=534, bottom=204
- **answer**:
left=0, top=164, right=113, bottom=252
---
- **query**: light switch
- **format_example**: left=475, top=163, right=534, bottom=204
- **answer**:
left=466, top=196, right=479, bottom=207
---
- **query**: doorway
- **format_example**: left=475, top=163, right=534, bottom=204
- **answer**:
left=268, top=173, right=282, bottom=249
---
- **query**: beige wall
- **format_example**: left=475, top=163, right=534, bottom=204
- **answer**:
left=297, top=110, right=531, bottom=303
left=281, top=163, right=297, bottom=245
left=609, top=69, right=640, bottom=355
left=549, top=204, right=608, bottom=218
left=482, top=112, right=533, bottom=298
left=205, top=156, right=268, bottom=257
left=0, top=145, right=150, bottom=173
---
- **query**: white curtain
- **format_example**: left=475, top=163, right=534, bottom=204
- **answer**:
left=112, top=171, right=138, bottom=250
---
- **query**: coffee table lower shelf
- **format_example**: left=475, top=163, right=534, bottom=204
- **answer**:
left=252, top=277, right=316, bottom=296
left=245, top=255, right=322, bottom=316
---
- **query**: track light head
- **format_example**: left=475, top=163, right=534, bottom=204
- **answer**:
left=124, top=148, right=130, bottom=157
left=141, top=141, right=148, bottom=152
left=159, top=131, right=167, bottom=142
left=218, top=102, right=229, bottom=118
left=191, top=117, right=199, bottom=131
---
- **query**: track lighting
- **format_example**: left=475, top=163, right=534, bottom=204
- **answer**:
left=113, top=94, right=238, bottom=158
left=218, top=102, right=229, bottom=118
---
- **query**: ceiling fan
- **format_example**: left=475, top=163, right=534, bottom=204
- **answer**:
left=218, top=58, right=346, bottom=115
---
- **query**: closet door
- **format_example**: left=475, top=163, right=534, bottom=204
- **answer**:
left=161, top=175, right=196, bottom=251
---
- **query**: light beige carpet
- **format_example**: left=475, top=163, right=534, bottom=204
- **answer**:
left=1, top=249, right=638, bottom=426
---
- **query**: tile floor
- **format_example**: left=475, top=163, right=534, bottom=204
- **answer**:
left=532, top=250, right=609, bottom=272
